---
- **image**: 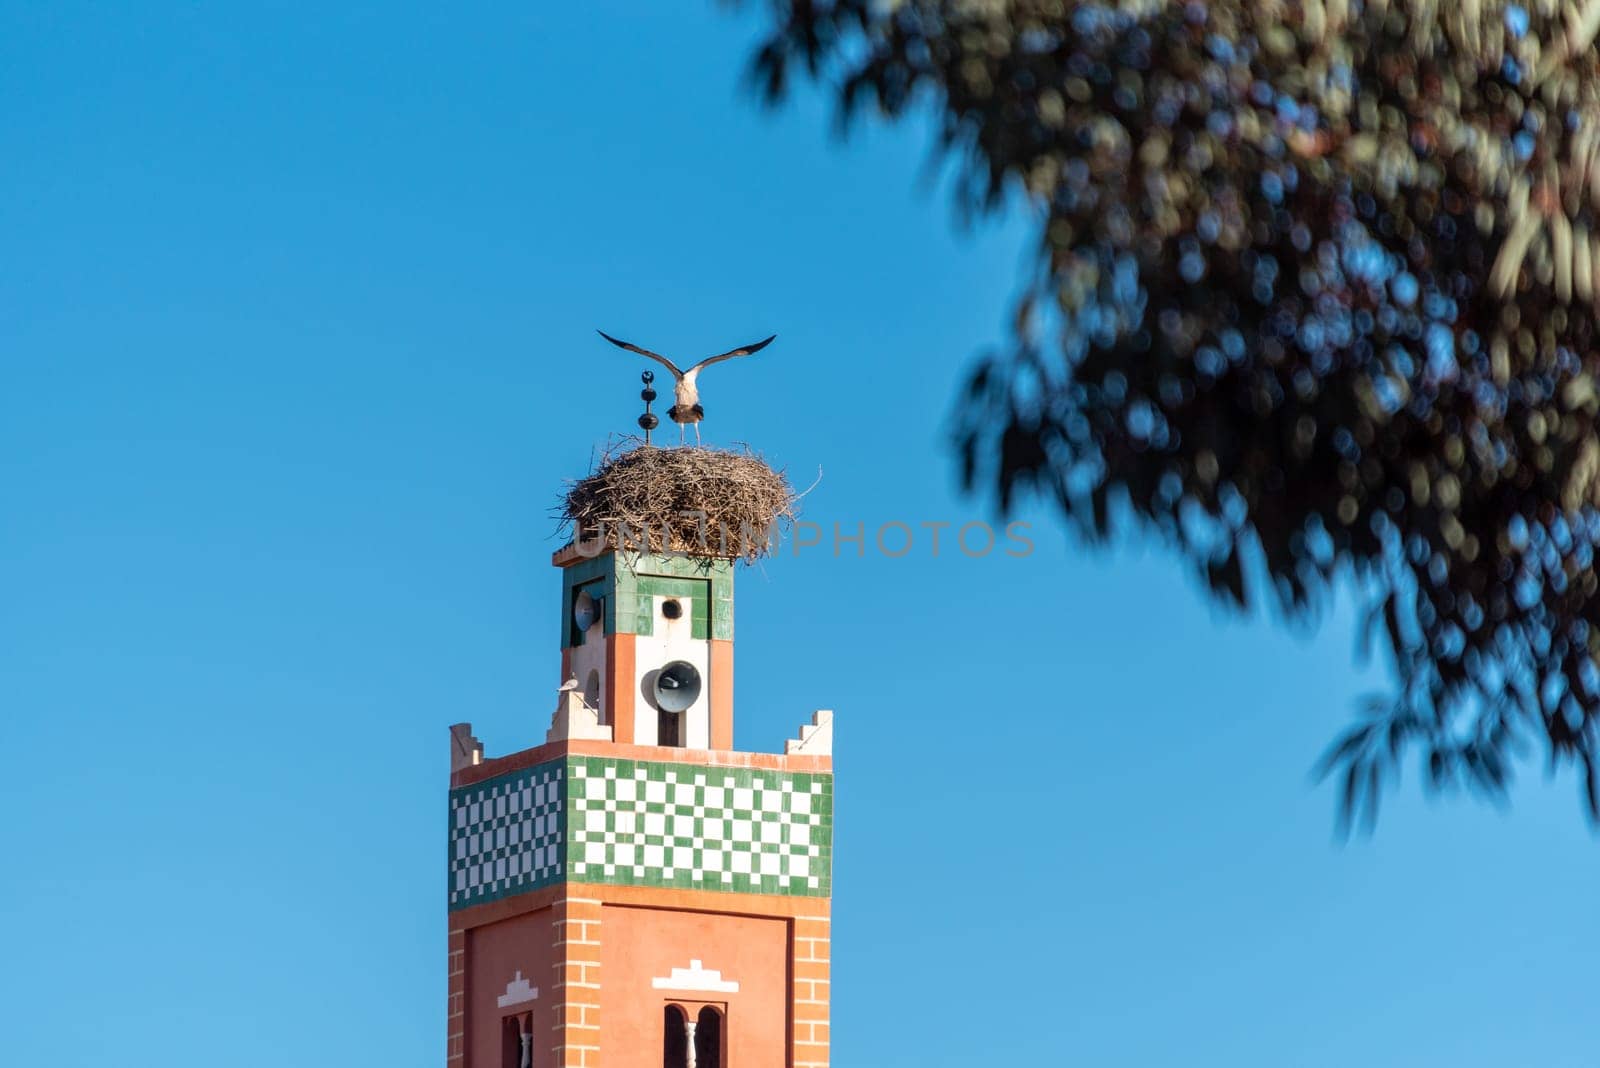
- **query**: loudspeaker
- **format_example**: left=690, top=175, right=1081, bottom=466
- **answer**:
left=652, top=660, right=702, bottom=713
left=572, top=590, right=599, bottom=632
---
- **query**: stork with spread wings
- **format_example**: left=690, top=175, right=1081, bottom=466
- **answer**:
left=597, top=330, right=776, bottom=445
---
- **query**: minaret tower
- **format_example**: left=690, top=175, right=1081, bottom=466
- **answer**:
left=446, top=487, right=834, bottom=1067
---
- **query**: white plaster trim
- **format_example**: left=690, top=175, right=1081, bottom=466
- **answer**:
left=651, top=959, right=740, bottom=993
left=547, top=687, right=613, bottom=744
left=497, top=971, right=540, bottom=1007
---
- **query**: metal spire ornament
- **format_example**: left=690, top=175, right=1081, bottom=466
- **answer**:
left=637, top=370, right=659, bottom=446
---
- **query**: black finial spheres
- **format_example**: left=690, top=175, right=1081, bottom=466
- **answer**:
left=637, top=371, right=659, bottom=443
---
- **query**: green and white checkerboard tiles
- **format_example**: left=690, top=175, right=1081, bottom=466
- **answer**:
left=568, top=756, right=831, bottom=896
left=449, top=755, right=832, bottom=910
left=449, top=761, right=566, bottom=909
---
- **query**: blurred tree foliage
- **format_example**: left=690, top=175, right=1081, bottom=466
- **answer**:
left=744, top=0, right=1600, bottom=828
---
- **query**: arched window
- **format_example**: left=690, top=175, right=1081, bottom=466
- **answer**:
left=502, top=1012, right=532, bottom=1068
left=662, top=1003, right=724, bottom=1068
left=663, top=1005, right=689, bottom=1068
left=695, top=1006, right=724, bottom=1068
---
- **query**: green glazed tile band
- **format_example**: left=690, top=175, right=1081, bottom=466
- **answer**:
left=561, top=552, right=735, bottom=647
left=566, top=756, right=831, bottom=897
left=448, top=754, right=832, bottom=910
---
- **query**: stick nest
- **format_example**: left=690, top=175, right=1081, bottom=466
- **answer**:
left=561, top=441, right=797, bottom=563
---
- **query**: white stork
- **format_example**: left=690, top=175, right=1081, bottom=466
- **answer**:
left=597, top=330, right=776, bottom=445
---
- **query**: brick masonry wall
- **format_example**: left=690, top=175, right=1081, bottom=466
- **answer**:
left=447, top=926, right=466, bottom=1068
left=792, top=910, right=832, bottom=1068
left=551, top=896, right=604, bottom=1068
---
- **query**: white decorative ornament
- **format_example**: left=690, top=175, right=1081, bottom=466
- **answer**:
left=651, top=959, right=740, bottom=993
left=497, top=970, right=539, bottom=1007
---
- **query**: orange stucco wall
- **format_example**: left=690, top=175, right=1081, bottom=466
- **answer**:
left=606, top=634, right=636, bottom=745
left=708, top=639, right=733, bottom=750
left=453, top=887, right=829, bottom=1068
left=599, top=904, right=790, bottom=1068
left=464, top=907, right=558, bottom=1068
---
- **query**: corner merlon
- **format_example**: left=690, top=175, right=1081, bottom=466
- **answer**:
left=785, top=710, right=833, bottom=756
left=449, top=723, right=483, bottom=772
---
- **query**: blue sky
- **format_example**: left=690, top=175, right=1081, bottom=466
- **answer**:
left=3, top=4, right=1597, bottom=1065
